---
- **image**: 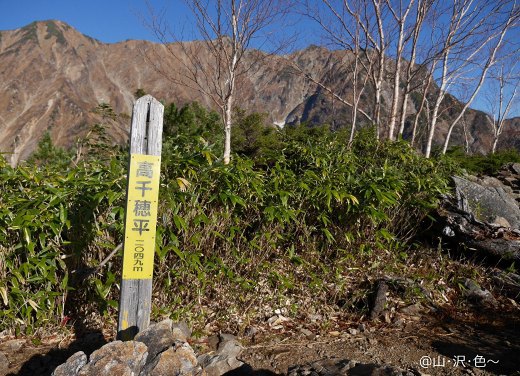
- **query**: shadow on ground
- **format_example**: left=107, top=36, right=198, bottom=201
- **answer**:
left=10, top=328, right=106, bottom=376
left=431, top=308, right=520, bottom=375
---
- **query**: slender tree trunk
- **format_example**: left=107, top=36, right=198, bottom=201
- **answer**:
left=371, top=0, right=385, bottom=140
left=349, top=87, right=361, bottom=147
left=398, top=92, right=409, bottom=138
left=223, top=96, right=233, bottom=164
left=349, top=51, right=360, bottom=147
left=425, top=103, right=440, bottom=158
left=374, top=68, right=383, bottom=140
left=388, top=52, right=401, bottom=140
left=441, top=17, right=512, bottom=154
left=491, top=137, right=499, bottom=154
left=399, top=0, right=428, bottom=137
left=411, top=71, right=433, bottom=147
left=387, top=0, right=414, bottom=140
left=425, top=50, right=449, bottom=158
left=222, top=5, right=239, bottom=165
left=462, top=116, right=470, bottom=153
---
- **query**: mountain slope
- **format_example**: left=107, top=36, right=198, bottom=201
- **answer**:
left=0, top=20, right=517, bottom=165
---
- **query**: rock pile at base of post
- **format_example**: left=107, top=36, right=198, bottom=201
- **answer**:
left=51, top=319, right=244, bottom=376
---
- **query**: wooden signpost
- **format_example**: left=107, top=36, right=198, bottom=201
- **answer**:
left=118, top=95, right=164, bottom=340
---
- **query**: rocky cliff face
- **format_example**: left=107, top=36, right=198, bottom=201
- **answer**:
left=0, top=20, right=517, bottom=165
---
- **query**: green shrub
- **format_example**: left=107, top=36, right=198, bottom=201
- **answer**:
left=0, top=116, right=456, bottom=334
left=26, top=132, right=73, bottom=170
left=0, top=154, right=126, bottom=333
left=444, top=146, right=520, bottom=175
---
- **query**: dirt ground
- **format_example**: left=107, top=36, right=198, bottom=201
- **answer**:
left=238, top=308, right=520, bottom=376
left=1, top=301, right=519, bottom=376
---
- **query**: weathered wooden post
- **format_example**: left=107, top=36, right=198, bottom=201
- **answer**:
left=118, top=95, right=164, bottom=340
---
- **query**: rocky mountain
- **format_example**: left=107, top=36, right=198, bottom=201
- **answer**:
left=0, top=20, right=517, bottom=165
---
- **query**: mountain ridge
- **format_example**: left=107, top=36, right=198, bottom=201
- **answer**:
left=0, top=20, right=517, bottom=165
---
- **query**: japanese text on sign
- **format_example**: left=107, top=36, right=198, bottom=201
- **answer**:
left=122, top=154, right=161, bottom=279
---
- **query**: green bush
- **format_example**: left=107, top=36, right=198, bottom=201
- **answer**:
left=444, top=146, right=520, bottom=175
left=0, top=154, right=126, bottom=333
left=26, top=132, right=73, bottom=170
left=0, top=115, right=456, bottom=334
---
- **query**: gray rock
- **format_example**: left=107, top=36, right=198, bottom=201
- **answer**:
left=172, top=321, right=191, bottom=342
left=135, top=319, right=176, bottom=361
left=51, top=351, right=87, bottom=376
left=216, top=335, right=243, bottom=358
left=197, top=353, right=243, bottom=376
left=511, top=163, right=520, bottom=175
left=207, top=333, right=243, bottom=357
left=453, top=176, right=520, bottom=229
left=301, top=328, right=316, bottom=340
left=491, top=216, right=511, bottom=228
left=78, top=341, right=148, bottom=376
left=146, top=343, right=201, bottom=376
left=463, top=279, right=497, bottom=307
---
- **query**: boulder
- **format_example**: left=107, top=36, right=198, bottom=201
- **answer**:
left=78, top=341, right=148, bottom=376
left=134, top=319, right=176, bottom=361
left=435, top=171, right=520, bottom=264
left=197, top=333, right=244, bottom=376
left=51, top=320, right=234, bottom=376
left=145, top=343, right=202, bottom=376
left=463, top=279, right=497, bottom=307
left=452, top=176, right=520, bottom=229
left=51, top=351, right=88, bottom=376
left=197, top=353, right=243, bottom=376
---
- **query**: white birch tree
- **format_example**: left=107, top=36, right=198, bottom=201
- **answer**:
left=441, top=1, right=519, bottom=154
left=385, top=0, right=415, bottom=140
left=486, top=62, right=520, bottom=153
left=422, top=0, right=519, bottom=157
left=397, top=0, right=434, bottom=139
left=297, top=0, right=376, bottom=143
left=149, top=0, right=289, bottom=164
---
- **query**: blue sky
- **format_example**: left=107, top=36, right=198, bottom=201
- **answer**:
left=0, top=0, right=318, bottom=47
left=0, top=1, right=518, bottom=118
left=0, top=0, right=186, bottom=43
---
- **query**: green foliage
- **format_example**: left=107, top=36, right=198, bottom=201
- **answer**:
left=163, top=102, right=221, bottom=144
left=93, top=102, right=117, bottom=121
left=445, top=146, right=520, bottom=175
left=1, top=111, right=457, bottom=333
left=231, top=108, right=282, bottom=164
left=0, top=153, right=126, bottom=332
left=134, top=88, right=147, bottom=99
left=26, top=132, right=73, bottom=170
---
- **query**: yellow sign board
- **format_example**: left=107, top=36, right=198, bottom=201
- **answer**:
left=122, top=154, right=161, bottom=279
